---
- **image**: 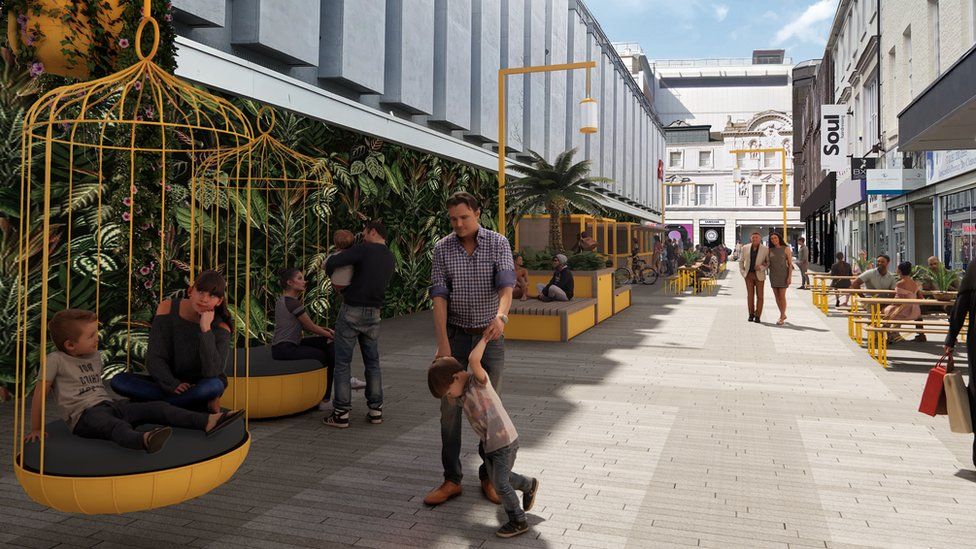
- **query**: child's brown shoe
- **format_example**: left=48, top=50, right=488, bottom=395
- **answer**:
left=423, top=481, right=461, bottom=506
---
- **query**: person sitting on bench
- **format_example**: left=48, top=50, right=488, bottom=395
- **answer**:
left=536, top=254, right=574, bottom=302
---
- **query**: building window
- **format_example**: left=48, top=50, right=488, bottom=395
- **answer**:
left=669, top=151, right=682, bottom=168
left=751, top=185, right=763, bottom=206
left=698, top=150, right=711, bottom=168
left=766, top=184, right=780, bottom=206
left=666, top=185, right=686, bottom=206
left=863, top=71, right=879, bottom=151
left=930, top=1, right=940, bottom=75
left=695, top=185, right=714, bottom=206
left=736, top=152, right=746, bottom=168
left=763, top=152, right=777, bottom=169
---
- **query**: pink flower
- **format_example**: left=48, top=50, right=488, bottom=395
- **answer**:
left=144, top=107, right=155, bottom=120
left=164, top=14, right=172, bottom=22
left=28, top=62, right=44, bottom=77
left=122, top=197, right=132, bottom=206
left=130, top=185, right=137, bottom=195
left=144, top=280, right=153, bottom=289
left=141, top=223, right=151, bottom=230
left=140, top=266, right=151, bottom=276
left=134, top=81, right=143, bottom=91
left=122, top=212, right=131, bottom=222
left=119, top=38, right=130, bottom=49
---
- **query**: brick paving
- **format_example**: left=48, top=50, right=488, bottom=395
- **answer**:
left=2, top=269, right=976, bottom=548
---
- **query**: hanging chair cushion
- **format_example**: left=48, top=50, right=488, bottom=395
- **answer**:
left=19, top=418, right=247, bottom=477
left=225, top=345, right=324, bottom=378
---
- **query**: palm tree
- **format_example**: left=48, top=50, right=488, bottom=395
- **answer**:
left=507, top=148, right=609, bottom=253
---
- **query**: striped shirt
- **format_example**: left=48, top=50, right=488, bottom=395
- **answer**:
left=430, top=228, right=516, bottom=329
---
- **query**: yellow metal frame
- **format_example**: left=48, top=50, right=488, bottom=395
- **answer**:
left=15, top=2, right=254, bottom=514
left=498, top=61, right=597, bottom=232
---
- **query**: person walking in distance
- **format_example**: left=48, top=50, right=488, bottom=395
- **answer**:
left=322, top=220, right=395, bottom=428
left=739, top=232, right=769, bottom=323
left=796, top=237, right=810, bottom=289
left=425, top=192, right=516, bottom=507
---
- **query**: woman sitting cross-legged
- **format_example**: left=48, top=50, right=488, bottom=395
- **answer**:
left=111, top=270, right=232, bottom=413
left=272, top=268, right=344, bottom=413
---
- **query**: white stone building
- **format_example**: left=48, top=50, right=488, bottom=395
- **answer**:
left=653, top=51, right=801, bottom=249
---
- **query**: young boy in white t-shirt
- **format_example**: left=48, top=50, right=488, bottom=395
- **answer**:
left=25, top=309, right=243, bottom=453
left=428, top=336, right=540, bottom=538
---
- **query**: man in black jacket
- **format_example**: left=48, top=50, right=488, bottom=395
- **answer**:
left=536, top=254, right=574, bottom=302
left=322, top=220, right=395, bottom=428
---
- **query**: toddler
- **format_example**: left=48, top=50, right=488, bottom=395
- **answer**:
left=328, top=229, right=356, bottom=291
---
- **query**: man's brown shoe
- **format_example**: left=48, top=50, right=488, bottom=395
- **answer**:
left=423, top=481, right=461, bottom=506
left=481, top=478, right=501, bottom=504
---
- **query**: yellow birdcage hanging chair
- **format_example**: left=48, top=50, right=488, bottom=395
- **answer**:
left=14, top=2, right=256, bottom=514
left=195, top=105, right=336, bottom=419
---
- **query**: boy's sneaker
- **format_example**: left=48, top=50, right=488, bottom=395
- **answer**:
left=522, top=478, right=540, bottom=512
left=318, top=400, right=334, bottom=413
left=323, top=410, right=349, bottom=429
left=366, top=409, right=383, bottom=424
left=351, top=377, right=367, bottom=390
left=495, top=520, right=529, bottom=538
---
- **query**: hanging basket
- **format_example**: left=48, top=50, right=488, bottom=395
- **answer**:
left=7, top=0, right=124, bottom=78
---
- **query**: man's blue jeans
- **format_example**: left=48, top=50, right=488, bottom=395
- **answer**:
left=332, top=304, right=383, bottom=413
left=441, top=326, right=505, bottom=484
left=109, top=372, right=225, bottom=410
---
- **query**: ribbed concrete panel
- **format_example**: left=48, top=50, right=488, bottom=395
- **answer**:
left=544, top=0, right=568, bottom=161
left=382, top=0, right=435, bottom=114
left=432, top=0, right=472, bottom=129
left=232, top=0, right=320, bottom=66
left=622, top=87, right=631, bottom=197
left=522, top=0, right=546, bottom=155
left=600, top=51, right=614, bottom=183
left=631, top=95, right=638, bottom=199
left=319, top=0, right=385, bottom=94
left=469, top=0, right=500, bottom=142
left=501, top=0, right=524, bottom=152
left=567, top=14, right=586, bottom=154
left=615, top=70, right=625, bottom=194
left=173, top=0, right=225, bottom=27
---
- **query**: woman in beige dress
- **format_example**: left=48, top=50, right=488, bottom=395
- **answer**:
left=767, top=232, right=793, bottom=325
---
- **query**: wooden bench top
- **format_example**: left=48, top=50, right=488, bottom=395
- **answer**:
left=510, top=298, right=597, bottom=317
left=865, top=326, right=950, bottom=334
left=858, top=298, right=955, bottom=306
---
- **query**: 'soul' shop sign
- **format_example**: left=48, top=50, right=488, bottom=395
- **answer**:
left=821, top=105, right=848, bottom=172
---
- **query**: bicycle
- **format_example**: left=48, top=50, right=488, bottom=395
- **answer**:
left=613, top=257, right=660, bottom=286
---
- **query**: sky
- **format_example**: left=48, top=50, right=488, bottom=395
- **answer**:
left=585, top=0, right=840, bottom=64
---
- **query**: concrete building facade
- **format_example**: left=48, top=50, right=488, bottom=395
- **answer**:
left=169, top=0, right=665, bottom=221
left=653, top=52, right=800, bottom=250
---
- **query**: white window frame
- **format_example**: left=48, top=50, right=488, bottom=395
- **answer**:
left=765, top=184, right=780, bottom=206
left=736, top=152, right=746, bottom=168
left=698, top=150, right=712, bottom=168
left=751, top=184, right=763, bottom=207
left=669, top=150, right=683, bottom=169
left=763, top=152, right=776, bottom=169
left=695, top=184, right=714, bottom=207
left=666, top=185, right=686, bottom=206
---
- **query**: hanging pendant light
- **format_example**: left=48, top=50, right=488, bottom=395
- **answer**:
left=579, top=97, right=598, bottom=134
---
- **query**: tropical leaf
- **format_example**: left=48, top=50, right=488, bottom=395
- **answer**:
left=350, top=160, right=366, bottom=176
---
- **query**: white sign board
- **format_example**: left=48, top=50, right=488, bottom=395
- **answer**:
left=926, top=150, right=976, bottom=185
left=866, top=168, right=926, bottom=195
left=820, top=105, right=848, bottom=172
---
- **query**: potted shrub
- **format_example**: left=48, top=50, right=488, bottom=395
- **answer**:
left=914, top=263, right=962, bottom=301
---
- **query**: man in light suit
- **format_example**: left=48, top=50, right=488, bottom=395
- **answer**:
left=739, top=232, right=770, bottom=323
left=797, top=237, right=810, bottom=289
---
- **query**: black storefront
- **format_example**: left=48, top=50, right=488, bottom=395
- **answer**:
left=801, top=172, right=836, bottom=270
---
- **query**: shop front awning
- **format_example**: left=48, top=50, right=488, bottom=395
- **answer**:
left=899, top=43, right=976, bottom=151
left=800, top=172, right=835, bottom=219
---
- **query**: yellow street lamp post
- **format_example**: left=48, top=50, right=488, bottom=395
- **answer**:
left=729, top=147, right=790, bottom=241
left=497, top=61, right=597, bottom=232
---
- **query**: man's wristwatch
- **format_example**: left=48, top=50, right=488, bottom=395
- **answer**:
left=497, top=314, right=509, bottom=325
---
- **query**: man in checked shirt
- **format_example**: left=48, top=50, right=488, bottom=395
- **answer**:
left=423, top=192, right=516, bottom=507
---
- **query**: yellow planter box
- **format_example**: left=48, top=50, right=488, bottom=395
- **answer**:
left=506, top=298, right=597, bottom=341
left=613, top=286, right=632, bottom=314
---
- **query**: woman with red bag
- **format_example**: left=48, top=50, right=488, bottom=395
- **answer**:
left=944, top=260, right=976, bottom=466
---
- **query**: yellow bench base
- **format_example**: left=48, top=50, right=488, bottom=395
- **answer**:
left=506, top=299, right=597, bottom=342
left=14, top=435, right=250, bottom=514
left=221, top=368, right=328, bottom=419
left=613, top=287, right=631, bottom=314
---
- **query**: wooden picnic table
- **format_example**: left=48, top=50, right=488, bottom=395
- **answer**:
left=857, top=297, right=956, bottom=368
